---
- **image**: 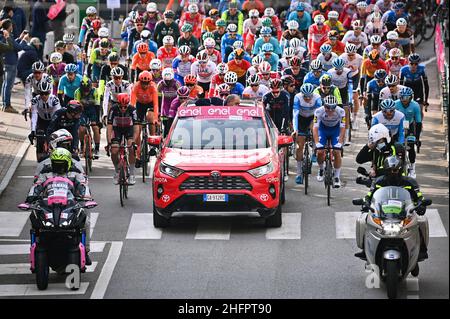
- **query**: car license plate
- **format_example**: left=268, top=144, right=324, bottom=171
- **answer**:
left=203, top=194, right=228, bottom=202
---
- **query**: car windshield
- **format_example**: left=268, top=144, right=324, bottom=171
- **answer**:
left=167, top=118, right=269, bottom=150
left=372, top=186, right=413, bottom=220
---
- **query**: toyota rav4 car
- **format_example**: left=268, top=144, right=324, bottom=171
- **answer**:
left=149, top=104, right=293, bottom=228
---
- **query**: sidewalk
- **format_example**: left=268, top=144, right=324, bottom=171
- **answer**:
left=0, top=83, right=31, bottom=197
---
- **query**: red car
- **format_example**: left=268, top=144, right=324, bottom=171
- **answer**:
left=149, top=104, right=293, bottom=228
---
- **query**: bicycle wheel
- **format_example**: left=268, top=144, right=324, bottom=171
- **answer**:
left=415, top=24, right=424, bottom=47
left=285, top=147, right=290, bottom=176
left=141, top=138, right=148, bottom=183
left=423, top=11, right=438, bottom=41
left=119, top=165, right=125, bottom=207
left=83, top=135, right=91, bottom=174
left=325, top=155, right=332, bottom=206
left=303, top=147, right=309, bottom=195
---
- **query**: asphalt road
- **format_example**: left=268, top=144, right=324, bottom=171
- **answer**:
left=0, top=41, right=448, bottom=299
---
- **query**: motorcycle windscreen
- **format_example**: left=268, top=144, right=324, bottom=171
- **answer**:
left=44, top=178, right=73, bottom=206
left=372, top=186, right=413, bottom=220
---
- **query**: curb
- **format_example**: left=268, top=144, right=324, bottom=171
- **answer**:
left=0, top=138, right=31, bottom=197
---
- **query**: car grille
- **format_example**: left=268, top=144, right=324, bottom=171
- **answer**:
left=179, top=176, right=253, bottom=191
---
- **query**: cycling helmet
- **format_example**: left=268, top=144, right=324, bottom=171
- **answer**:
left=224, top=71, right=238, bottom=84
left=328, top=30, right=339, bottom=39
left=281, top=74, right=295, bottom=86
left=368, top=123, right=391, bottom=145
left=86, top=6, right=97, bottom=15
left=396, top=17, right=407, bottom=27
left=181, top=23, right=193, bottom=33
left=38, top=81, right=52, bottom=93
left=319, top=2, right=328, bottom=11
left=64, top=63, right=78, bottom=73
left=259, top=61, right=272, bottom=74
left=262, top=17, right=272, bottom=28
left=320, top=74, right=332, bottom=86
left=50, top=52, right=62, bottom=63
left=389, top=48, right=401, bottom=58
left=140, top=30, right=151, bottom=40
left=204, top=37, right=216, bottom=48
left=356, top=1, right=368, bottom=9
left=184, top=74, right=197, bottom=85
left=217, top=83, right=230, bottom=95
left=252, top=55, right=264, bottom=67
left=386, top=31, right=399, bottom=40
left=129, top=11, right=139, bottom=21
left=177, top=86, right=190, bottom=97
left=216, top=63, right=229, bottom=74
left=234, top=48, right=245, bottom=59
left=314, top=15, right=325, bottom=24
left=323, top=95, right=338, bottom=109
left=260, top=26, right=272, bottom=36
left=178, top=45, right=191, bottom=55
left=32, top=61, right=45, bottom=72
left=300, top=83, right=315, bottom=96
left=289, top=37, right=302, bottom=49
left=384, top=74, right=399, bottom=86
left=202, top=32, right=214, bottom=41
left=289, top=56, right=302, bottom=67
left=63, top=33, right=75, bottom=43
left=139, top=70, right=153, bottom=82
left=150, top=59, right=162, bottom=70
left=374, top=69, right=387, bottom=80
left=162, top=35, right=174, bottom=45
left=264, top=7, right=275, bottom=17
left=380, top=98, right=396, bottom=111
left=80, top=76, right=92, bottom=92
left=227, top=24, right=238, bottom=33
left=209, top=8, right=219, bottom=17
left=50, top=148, right=72, bottom=174
left=347, top=0, right=357, bottom=5
left=328, top=11, right=339, bottom=20
left=98, top=27, right=109, bottom=38
left=287, top=20, right=299, bottom=30
left=216, top=19, right=227, bottom=28
left=352, top=19, right=363, bottom=29
left=91, top=19, right=101, bottom=30
left=110, top=67, right=124, bottom=77
left=162, top=68, right=174, bottom=81
left=147, top=2, right=157, bottom=12
left=66, top=100, right=82, bottom=113
left=196, top=50, right=209, bottom=62
left=262, top=43, right=274, bottom=52
left=383, top=155, right=403, bottom=176
left=370, top=35, right=382, bottom=44
left=320, top=43, right=332, bottom=54
left=371, top=11, right=382, bottom=22
left=137, top=42, right=149, bottom=54
left=332, top=57, right=345, bottom=70
left=393, top=2, right=405, bottom=10
left=399, top=86, right=414, bottom=98
left=49, top=129, right=73, bottom=150
left=164, top=10, right=175, bottom=19
left=249, top=9, right=259, bottom=18
left=188, top=3, right=198, bottom=13
left=99, top=38, right=110, bottom=48
left=269, top=78, right=282, bottom=89
left=368, top=49, right=380, bottom=61
left=408, top=53, right=421, bottom=63
left=283, top=47, right=296, bottom=58
left=232, top=40, right=244, bottom=50
left=108, top=52, right=119, bottom=62
left=134, top=16, right=145, bottom=25
left=345, top=43, right=358, bottom=53
left=247, top=74, right=260, bottom=85
left=117, top=93, right=130, bottom=106
left=310, top=59, right=322, bottom=71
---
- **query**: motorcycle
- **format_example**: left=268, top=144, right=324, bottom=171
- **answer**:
left=352, top=167, right=432, bottom=299
left=18, top=180, right=97, bottom=291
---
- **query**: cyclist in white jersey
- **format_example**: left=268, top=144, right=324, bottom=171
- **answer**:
left=242, top=74, right=269, bottom=100
left=190, top=50, right=217, bottom=94
left=379, top=74, right=406, bottom=101
left=102, top=67, right=132, bottom=120
left=317, top=44, right=338, bottom=71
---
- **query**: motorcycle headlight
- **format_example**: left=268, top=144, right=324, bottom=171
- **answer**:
left=159, top=162, right=184, bottom=178
left=381, top=222, right=405, bottom=236
left=248, top=162, right=274, bottom=178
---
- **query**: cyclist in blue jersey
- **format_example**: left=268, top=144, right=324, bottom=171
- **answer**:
left=372, top=99, right=405, bottom=144
left=224, top=71, right=244, bottom=96
left=57, top=64, right=83, bottom=107
left=304, top=59, right=329, bottom=88
left=221, top=24, right=244, bottom=63
left=365, top=69, right=387, bottom=128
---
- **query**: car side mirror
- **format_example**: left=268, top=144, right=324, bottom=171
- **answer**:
left=84, top=201, right=98, bottom=209
left=352, top=198, right=365, bottom=206
left=278, top=135, right=293, bottom=149
left=148, top=136, right=162, bottom=147
left=17, top=203, right=30, bottom=211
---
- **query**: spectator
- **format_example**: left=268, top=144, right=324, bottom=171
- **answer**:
left=48, top=0, right=67, bottom=42
left=31, top=0, right=49, bottom=56
left=0, top=19, right=33, bottom=113
left=55, top=40, right=74, bottom=64
left=17, top=37, right=42, bottom=84
left=0, top=26, right=13, bottom=100
left=0, top=1, right=27, bottom=39
left=224, top=93, right=241, bottom=106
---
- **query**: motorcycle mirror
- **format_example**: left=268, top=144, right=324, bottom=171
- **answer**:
left=357, top=166, right=369, bottom=176
left=356, top=176, right=371, bottom=187
left=84, top=201, right=98, bottom=209
left=422, top=199, right=432, bottom=206
left=17, top=203, right=30, bottom=211
left=352, top=198, right=365, bottom=206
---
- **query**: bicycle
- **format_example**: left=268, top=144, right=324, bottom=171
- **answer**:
left=319, top=141, right=339, bottom=206
left=139, top=120, right=151, bottom=183
left=302, top=131, right=313, bottom=195
left=82, top=118, right=96, bottom=174
left=23, top=109, right=51, bottom=161
left=280, top=124, right=292, bottom=178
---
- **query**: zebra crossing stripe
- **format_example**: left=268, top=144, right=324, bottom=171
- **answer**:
left=425, top=209, right=448, bottom=237
left=126, top=214, right=162, bottom=239
left=0, top=283, right=89, bottom=297
left=0, top=262, right=98, bottom=275
left=90, top=212, right=99, bottom=238
left=0, top=212, right=29, bottom=237
left=265, top=213, right=302, bottom=240
left=0, top=241, right=106, bottom=255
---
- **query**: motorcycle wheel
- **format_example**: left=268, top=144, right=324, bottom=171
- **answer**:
left=386, top=260, right=399, bottom=299
left=35, top=250, right=49, bottom=290
left=67, top=250, right=81, bottom=291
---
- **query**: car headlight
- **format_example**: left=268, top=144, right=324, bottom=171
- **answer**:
left=159, top=162, right=184, bottom=178
left=248, top=162, right=273, bottom=178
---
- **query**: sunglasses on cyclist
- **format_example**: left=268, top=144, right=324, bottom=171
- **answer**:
left=39, top=92, right=50, bottom=96
left=383, top=109, right=394, bottom=115
left=272, top=90, right=280, bottom=94
left=410, top=63, right=418, bottom=66
left=141, top=81, right=150, bottom=85
left=136, top=23, right=144, bottom=27
left=388, top=84, right=397, bottom=88
left=113, top=76, right=122, bottom=80
left=250, top=84, right=259, bottom=87
left=391, top=57, right=399, bottom=60
left=186, top=83, right=194, bottom=86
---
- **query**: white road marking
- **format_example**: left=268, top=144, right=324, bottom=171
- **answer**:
left=422, top=57, right=437, bottom=66
left=425, top=209, right=448, bottom=237
left=0, top=283, right=89, bottom=297
left=0, top=262, right=98, bottom=275
left=335, top=212, right=361, bottom=239
left=90, top=241, right=123, bottom=299
left=90, top=212, right=99, bottom=238
left=195, top=223, right=231, bottom=240
left=0, top=241, right=106, bottom=255
left=265, top=213, right=302, bottom=240
left=406, top=275, right=420, bottom=299
left=126, top=214, right=162, bottom=239
left=0, top=212, right=29, bottom=237
left=0, top=139, right=30, bottom=196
